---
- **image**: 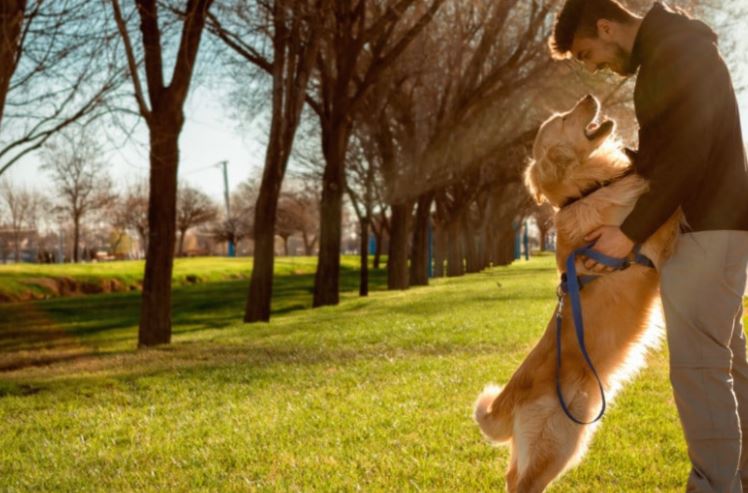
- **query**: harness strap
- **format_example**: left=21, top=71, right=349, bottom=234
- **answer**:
left=555, top=242, right=655, bottom=425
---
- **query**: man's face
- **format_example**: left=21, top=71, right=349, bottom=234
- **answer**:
left=570, top=33, right=633, bottom=76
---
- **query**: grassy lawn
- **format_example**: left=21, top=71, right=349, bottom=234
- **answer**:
left=0, top=256, right=327, bottom=301
left=1, top=255, right=745, bottom=492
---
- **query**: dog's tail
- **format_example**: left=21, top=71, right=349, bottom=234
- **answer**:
left=473, top=384, right=514, bottom=443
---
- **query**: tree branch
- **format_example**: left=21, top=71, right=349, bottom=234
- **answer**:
left=111, top=0, right=152, bottom=120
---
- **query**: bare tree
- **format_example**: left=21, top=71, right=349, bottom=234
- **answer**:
left=176, top=184, right=218, bottom=256
left=0, top=179, right=46, bottom=262
left=42, top=131, right=115, bottom=263
left=274, top=196, right=302, bottom=256
left=209, top=0, right=328, bottom=322
left=308, top=0, right=445, bottom=307
left=345, top=132, right=383, bottom=296
left=114, top=181, right=149, bottom=254
left=344, top=0, right=558, bottom=288
left=280, top=176, right=321, bottom=256
left=206, top=178, right=257, bottom=254
left=111, top=0, right=214, bottom=346
left=0, top=1, right=121, bottom=176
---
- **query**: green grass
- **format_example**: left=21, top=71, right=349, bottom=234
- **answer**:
left=0, top=256, right=745, bottom=492
left=0, top=255, right=336, bottom=301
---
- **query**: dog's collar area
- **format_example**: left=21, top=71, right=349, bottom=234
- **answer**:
left=560, top=166, right=636, bottom=209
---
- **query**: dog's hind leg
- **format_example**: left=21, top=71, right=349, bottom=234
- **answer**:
left=505, top=443, right=520, bottom=493
left=515, top=454, right=567, bottom=493
left=512, top=402, right=591, bottom=493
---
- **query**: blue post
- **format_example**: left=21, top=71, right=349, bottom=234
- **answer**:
left=368, top=234, right=376, bottom=255
left=523, top=220, right=530, bottom=261
left=427, top=219, right=433, bottom=278
left=228, top=241, right=236, bottom=257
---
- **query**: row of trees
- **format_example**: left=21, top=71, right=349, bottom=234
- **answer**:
left=1, top=0, right=742, bottom=347
left=0, top=168, right=320, bottom=263
left=0, top=124, right=322, bottom=263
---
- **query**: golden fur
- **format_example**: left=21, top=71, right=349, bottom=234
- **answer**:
left=473, top=96, right=681, bottom=492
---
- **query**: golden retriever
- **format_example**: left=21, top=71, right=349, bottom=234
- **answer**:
left=473, top=95, right=682, bottom=492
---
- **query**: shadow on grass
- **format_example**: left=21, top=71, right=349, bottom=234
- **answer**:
left=0, top=258, right=562, bottom=375
left=0, top=331, right=513, bottom=391
left=0, top=266, right=388, bottom=372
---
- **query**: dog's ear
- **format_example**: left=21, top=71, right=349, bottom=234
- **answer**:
left=524, top=160, right=545, bottom=205
left=546, top=144, right=577, bottom=168
left=535, top=144, right=577, bottom=184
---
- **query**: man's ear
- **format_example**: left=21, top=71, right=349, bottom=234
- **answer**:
left=596, top=18, right=614, bottom=41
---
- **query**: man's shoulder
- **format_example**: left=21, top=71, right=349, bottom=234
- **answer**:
left=649, top=29, right=716, bottom=68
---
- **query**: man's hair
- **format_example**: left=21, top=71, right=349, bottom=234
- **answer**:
left=550, top=0, right=635, bottom=59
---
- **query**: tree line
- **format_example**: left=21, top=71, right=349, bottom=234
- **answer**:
left=0, top=0, right=742, bottom=347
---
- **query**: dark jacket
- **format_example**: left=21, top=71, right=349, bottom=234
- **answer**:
left=619, top=2, right=748, bottom=243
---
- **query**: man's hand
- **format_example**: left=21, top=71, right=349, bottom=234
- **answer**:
left=582, top=225, right=635, bottom=273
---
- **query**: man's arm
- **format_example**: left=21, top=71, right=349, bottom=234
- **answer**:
left=619, top=38, right=726, bottom=243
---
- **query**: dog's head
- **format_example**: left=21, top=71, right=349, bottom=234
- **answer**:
left=525, top=95, right=616, bottom=206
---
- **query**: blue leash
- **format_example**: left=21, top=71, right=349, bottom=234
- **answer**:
left=555, top=242, right=654, bottom=425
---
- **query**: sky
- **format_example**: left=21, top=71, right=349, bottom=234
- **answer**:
left=3, top=84, right=270, bottom=205
left=3, top=13, right=748, bottom=205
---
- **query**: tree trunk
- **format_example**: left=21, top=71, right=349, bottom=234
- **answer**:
left=409, top=192, right=433, bottom=286
left=0, top=1, right=25, bottom=129
left=462, top=213, right=480, bottom=274
left=538, top=222, right=551, bottom=252
left=387, top=201, right=413, bottom=290
left=245, top=156, right=283, bottom=323
left=177, top=229, right=187, bottom=257
left=446, top=219, right=464, bottom=277
left=139, top=118, right=181, bottom=347
left=73, top=216, right=81, bottom=263
left=373, top=227, right=382, bottom=269
left=494, top=221, right=515, bottom=266
left=12, top=231, right=20, bottom=263
left=434, top=224, right=446, bottom=277
left=283, top=236, right=289, bottom=256
left=246, top=222, right=276, bottom=322
left=359, top=217, right=369, bottom=296
left=313, top=121, right=350, bottom=307
left=479, top=220, right=492, bottom=270
left=302, top=232, right=316, bottom=256
left=138, top=228, right=148, bottom=254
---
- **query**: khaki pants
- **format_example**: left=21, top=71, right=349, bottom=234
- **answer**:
left=661, top=230, right=748, bottom=492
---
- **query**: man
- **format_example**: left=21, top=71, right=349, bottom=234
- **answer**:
left=549, top=0, right=748, bottom=491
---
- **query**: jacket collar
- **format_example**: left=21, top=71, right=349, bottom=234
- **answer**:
left=626, top=2, right=718, bottom=74
left=626, top=2, right=666, bottom=73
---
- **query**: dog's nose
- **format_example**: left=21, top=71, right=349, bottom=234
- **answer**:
left=584, top=94, right=594, bottom=102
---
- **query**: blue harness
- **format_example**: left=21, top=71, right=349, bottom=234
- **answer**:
left=555, top=242, right=655, bottom=425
